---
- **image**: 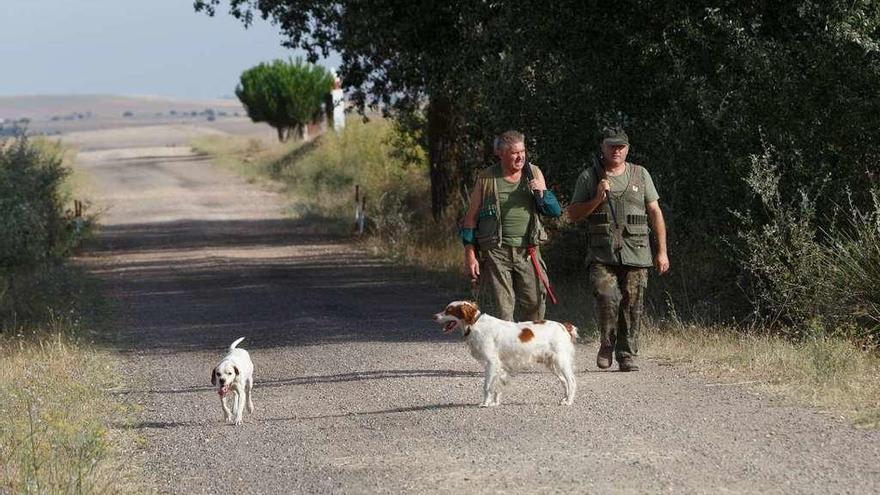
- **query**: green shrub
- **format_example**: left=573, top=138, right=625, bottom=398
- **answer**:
left=733, top=144, right=829, bottom=335
left=0, top=137, right=82, bottom=327
left=0, top=137, right=71, bottom=267
left=822, top=191, right=880, bottom=345
left=735, top=144, right=880, bottom=345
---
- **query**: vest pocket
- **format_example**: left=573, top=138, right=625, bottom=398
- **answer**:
left=475, top=208, right=498, bottom=243
left=587, top=223, right=610, bottom=234
left=587, top=223, right=611, bottom=246
left=623, top=223, right=649, bottom=247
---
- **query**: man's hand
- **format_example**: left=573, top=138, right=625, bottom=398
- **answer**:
left=646, top=200, right=668, bottom=275
left=465, top=247, right=480, bottom=281
left=595, top=178, right=611, bottom=200
left=654, top=251, right=669, bottom=275
left=527, top=176, right=546, bottom=194
left=527, top=165, right=547, bottom=195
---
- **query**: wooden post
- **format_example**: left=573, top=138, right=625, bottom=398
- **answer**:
left=357, top=194, right=366, bottom=235
left=354, top=185, right=361, bottom=233
left=73, top=200, right=84, bottom=235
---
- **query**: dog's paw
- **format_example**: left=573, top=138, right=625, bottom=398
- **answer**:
left=234, top=418, right=243, bottom=426
left=558, top=398, right=573, bottom=406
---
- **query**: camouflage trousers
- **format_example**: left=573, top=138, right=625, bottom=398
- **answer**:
left=477, top=245, right=546, bottom=322
left=589, top=263, right=648, bottom=359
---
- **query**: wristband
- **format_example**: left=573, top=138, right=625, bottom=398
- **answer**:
left=459, top=227, right=476, bottom=246
left=538, top=190, right=562, bottom=217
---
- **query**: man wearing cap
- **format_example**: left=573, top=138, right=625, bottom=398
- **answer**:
left=567, top=127, right=669, bottom=371
left=459, top=130, right=560, bottom=322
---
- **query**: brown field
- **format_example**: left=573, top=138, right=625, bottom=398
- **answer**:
left=0, top=94, right=273, bottom=138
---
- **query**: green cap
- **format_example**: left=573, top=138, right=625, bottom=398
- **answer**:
left=601, top=126, right=629, bottom=146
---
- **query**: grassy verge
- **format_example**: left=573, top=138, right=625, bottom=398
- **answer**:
left=1, top=139, right=141, bottom=493
left=1, top=273, right=142, bottom=494
left=0, top=330, right=139, bottom=493
left=646, top=321, right=880, bottom=428
left=193, top=119, right=880, bottom=428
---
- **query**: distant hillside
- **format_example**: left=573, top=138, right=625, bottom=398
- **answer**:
left=0, top=94, right=244, bottom=121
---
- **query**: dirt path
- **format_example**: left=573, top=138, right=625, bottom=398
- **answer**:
left=70, top=125, right=880, bottom=494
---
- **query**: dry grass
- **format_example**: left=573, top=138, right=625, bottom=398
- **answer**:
left=0, top=331, right=141, bottom=493
left=190, top=134, right=291, bottom=185
left=646, top=322, right=880, bottom=427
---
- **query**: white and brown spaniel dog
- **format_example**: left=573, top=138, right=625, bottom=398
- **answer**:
left=434, top=301, right=578, bottom=407
left=211, top=337, right=254, bottom=425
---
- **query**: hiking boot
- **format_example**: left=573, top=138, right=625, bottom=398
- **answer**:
left=618, top=356, right=640, bottom=372
left=596, top=346, right=613, bottom=369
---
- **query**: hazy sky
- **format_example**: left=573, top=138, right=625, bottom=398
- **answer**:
left=0, top=0, right=339, bottom=100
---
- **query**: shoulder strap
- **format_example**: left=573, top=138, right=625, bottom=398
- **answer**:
left=479, top=165, right=498, bottom=202
left=629, top=163, right=645, bottom=190
left=478, top=164, right=497, bottom=180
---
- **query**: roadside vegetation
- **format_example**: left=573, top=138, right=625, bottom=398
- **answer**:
left=194, top=118, right=880, bottom=427
left=0, top=136, right=139, bottom=493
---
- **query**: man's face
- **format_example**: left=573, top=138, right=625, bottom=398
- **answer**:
left=601, top=143, right=629, bottom=166
left=499, top=141, right=526, bottom=172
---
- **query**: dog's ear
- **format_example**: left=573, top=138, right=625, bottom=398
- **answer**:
left=460, top=302, right=478, bottom=325
left=211, top=369, right=217, bottom=386
left=234, top=366, right=240, bottom=376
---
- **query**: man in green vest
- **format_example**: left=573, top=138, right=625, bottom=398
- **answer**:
left=568, top=127, right=669, bottom=371
left=459, top=130, right=555, bottom=322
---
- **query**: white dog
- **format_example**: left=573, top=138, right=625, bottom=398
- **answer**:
left=433, top=301, right=578, bottom=407
left=211, top=337, right=254, bottom=425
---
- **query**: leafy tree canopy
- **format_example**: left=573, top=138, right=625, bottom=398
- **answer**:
left=236, top=58, right=334, bottom=141
left=198, top=0, right=880, bottom=312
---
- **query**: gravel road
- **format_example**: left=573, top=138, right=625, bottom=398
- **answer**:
left=69, top=125, right=880, bottom=494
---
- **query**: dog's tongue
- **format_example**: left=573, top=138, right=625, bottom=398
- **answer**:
left=219, top=385, right=230, bottom=397
left=443, top=321, right=457, bottom=333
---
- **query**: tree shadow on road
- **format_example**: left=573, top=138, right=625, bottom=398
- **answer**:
left=78, top=216, right=465, bottom=352
left=113, top=369, right=483, bottom=396
left=115, top=401, right=476, bottom=431
left=267, top=402, right=475, bottom=422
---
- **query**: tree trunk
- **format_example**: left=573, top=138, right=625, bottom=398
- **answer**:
left=426, top=95, right=463, bottom=221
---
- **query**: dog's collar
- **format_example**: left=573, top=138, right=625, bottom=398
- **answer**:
left=462, top=312, right=483, bottom=338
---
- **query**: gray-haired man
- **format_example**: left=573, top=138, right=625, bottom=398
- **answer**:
left=459, top=130, right=559, bottom=321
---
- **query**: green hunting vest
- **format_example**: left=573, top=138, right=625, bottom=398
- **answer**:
left=586, top=163, right=653, bottom=267
left=475, top=164, right=548, bottom=248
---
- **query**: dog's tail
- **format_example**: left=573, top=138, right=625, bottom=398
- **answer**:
left=562, top=322, right=579, bottom=343
left=229, top=337, right=246, bottom=350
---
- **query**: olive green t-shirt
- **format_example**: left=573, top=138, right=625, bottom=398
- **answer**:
left=496, top=175, right=533, bottom=247
left=571, top=163, right=659, bottom=204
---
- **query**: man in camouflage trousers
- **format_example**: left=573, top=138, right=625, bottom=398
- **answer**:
left=567, top=127, right=669, bottom=371
left=459, top=130, right=557, bottom=321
